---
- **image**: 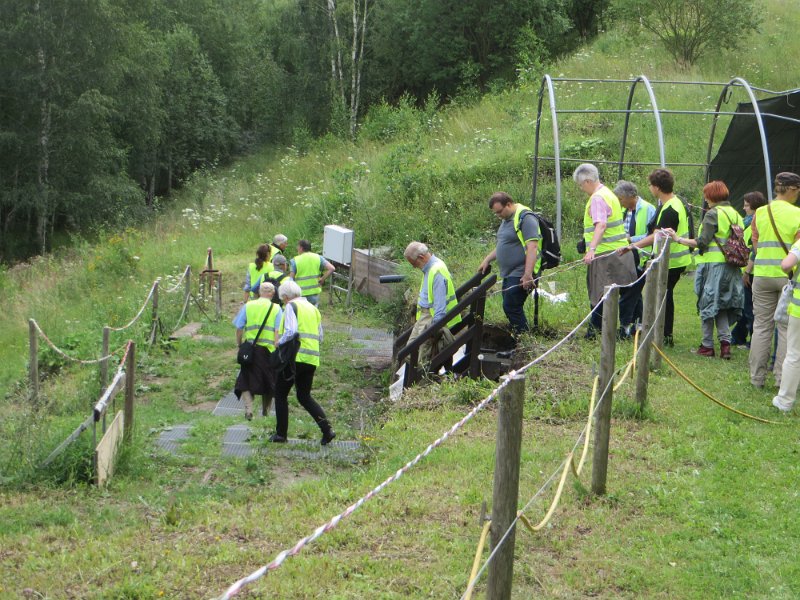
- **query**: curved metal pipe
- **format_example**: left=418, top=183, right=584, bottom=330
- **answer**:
left=535, top=75, right=562, bottom=239
left=618, top=75, right=666, bottom=181
left=706, top=77, right=773, bottom=200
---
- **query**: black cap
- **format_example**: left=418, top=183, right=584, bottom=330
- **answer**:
left=774, top=171, right=800, bottom=187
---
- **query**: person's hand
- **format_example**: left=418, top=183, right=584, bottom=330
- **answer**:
left=743, top=271, right=752, bottom=288
left=478, top=259, right=490, bottom=274
left=617, top=245, right=632, bottom=255
left=583, top=249, right=595, bottom=265
left=521, top=272, right=534, bottom=290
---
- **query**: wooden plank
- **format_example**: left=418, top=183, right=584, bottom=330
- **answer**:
left=95, top=410, right=124, bottom=486
left=351, top=249, right=400, bottom=302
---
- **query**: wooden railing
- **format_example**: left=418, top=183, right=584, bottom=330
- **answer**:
left=394, top=270, right=497, bottom=388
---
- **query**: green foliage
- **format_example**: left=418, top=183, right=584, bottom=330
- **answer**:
left=614, top=0, right=762, bottom=68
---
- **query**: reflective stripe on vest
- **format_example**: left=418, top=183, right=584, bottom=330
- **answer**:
left=753, top=201, right=800, bottom=278
left=278, top=299, right=322, bottom=366
left=696, top=205, right=741, bottom=265
left=513, top=204, right=542, bottom=273
left=248, top=262, right=271, bottom=299
left=244, top=299, right=279, bottom=350
left=416, top=259, right=462, bottom=329
left=656, top=196, right=692, bottom=269
left=294, top=252, right=323, bottom=296
left=583, top=186, right=628, bottom=253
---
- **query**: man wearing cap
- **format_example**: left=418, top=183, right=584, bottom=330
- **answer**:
left=746, top=171, right=800, bottom=389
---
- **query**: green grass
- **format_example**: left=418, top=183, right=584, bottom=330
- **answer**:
left=3, top=0, right=800, bottom=597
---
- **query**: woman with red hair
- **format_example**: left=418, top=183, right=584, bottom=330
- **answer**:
left=666, top=181, right=744, bottom=358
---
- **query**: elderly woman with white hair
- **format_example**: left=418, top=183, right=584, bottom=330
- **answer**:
left=269, top=280, right=335, bottom=445
left=233, top=281, right=282, bottom=420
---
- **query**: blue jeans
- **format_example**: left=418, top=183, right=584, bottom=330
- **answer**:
left=503, top=276, right=529, bottom=334
left=305, top=294, right=320, bottom=306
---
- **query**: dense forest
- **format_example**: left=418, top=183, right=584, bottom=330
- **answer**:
left=0, top=0, right=608, bottom=260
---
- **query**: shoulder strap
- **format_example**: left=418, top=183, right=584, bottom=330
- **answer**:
left=252, top=303, right=274, bottom=345
left=767, top=204, right=790, bottom=254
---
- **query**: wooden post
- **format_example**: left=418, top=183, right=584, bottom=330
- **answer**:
left=634, top=239, right=662, bottom=412
left=215, top=272, right=223, bottom=320
left=124, top=342, right=135, bottom=443
left=486, top=373, right=525, bottom=600
left=652, top=237, right=671, bottom=371
left=149, top=279, right=160, bottom=345
left=184, top=265, right=192, bottom=310
left=28, top=319, right=39, bottom=405
left=100, top=326, right=110, bottom=392
left=591, top=285, right=618, bottom=496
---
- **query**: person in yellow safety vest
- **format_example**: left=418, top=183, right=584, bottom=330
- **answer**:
left=627, top=168, right=693, bottom=347
left=270, top=234, right=288, bottom=264
left=268, top=280, right=335, bottom=445
left=772, top=239, right=800, bottom=412
left=290, top=239, right=335, bottom=306
left=573, top=163, right=637, bottom=339
left=262, top=254, right=290, bottom=306
left=405, top=241, right=460, bottom=367
left=615, top=180, right=657, bottom=335
left=732, top=191, right=768, bottom=347
left=243, top=244, right=272, bottom=302
left=477, top=192, right=540, bottom=335
left=745, top=171, right=800, bottom=389
left=666, top=181, right=745, bottom=359
left=233, top=282, right=282, bottom=420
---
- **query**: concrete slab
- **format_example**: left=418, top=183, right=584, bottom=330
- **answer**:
left=170, top=322, right=202, bottom=340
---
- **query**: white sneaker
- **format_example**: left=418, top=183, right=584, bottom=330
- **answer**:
left=772, top=397, right=792, bottom=413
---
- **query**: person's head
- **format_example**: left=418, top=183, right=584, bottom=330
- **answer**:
left=573, top=163, right=600, bottom=194
left=272, top=254, right=288, bottom=271
left=648, top=169, right=674, bottom=196
left=703, top=180, right=729, bottom=206
left=404, top=241, right=431, bottom=269
left=613, top=180, right=639, bottom=210
left=255, top=243, right=271, bottom=269
left=487, top=192, right=516, bottom=220
left=297, top=239, right=311, bottom=254
left=742, top=191, right=767, bottom=215
left=273, top=234, right=288, bottom=250
left=259, top=281, right=275, bottom=299
left=774, top=172, right=800, bottom=201
left=278, top=280, right=302, bottom=302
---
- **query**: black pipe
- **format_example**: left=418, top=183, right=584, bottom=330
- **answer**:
left=379, top=275, right=407, bottom=284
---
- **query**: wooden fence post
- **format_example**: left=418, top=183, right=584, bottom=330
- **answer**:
left=149, top=279, right=160, bottom=345
left=634, top=238, right=662, bottom=412
left=486, top=373, right=525, bottom=600
left=124, top=342, right=135, bottom=443
left=652, top=237, right=671, bottom=371
left=28, top=319, right=39, bottom=405
left=591, top=286, right=618, bottom=496
left=100, top=326, right=110, bottom=392
left=216, top=272, right=223, bottom=320
left=185, top=265, right=192, bottom=310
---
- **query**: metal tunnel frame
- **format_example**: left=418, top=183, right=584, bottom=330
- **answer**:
left=531, top=76, right=800, bottom=239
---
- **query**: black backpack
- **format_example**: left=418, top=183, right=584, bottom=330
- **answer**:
left=518, top=211, right=561, bottom=271
left=263, top=272, right=288, bottom=305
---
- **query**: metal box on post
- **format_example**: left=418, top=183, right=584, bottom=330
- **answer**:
left=323, top=225, right=354, bottom=265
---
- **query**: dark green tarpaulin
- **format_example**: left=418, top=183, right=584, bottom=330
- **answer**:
left=708, top=90, right=800, bottom=212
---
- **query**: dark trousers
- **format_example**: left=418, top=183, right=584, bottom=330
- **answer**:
left=617, top=269, right=646, bottom=329
left=664, top=266, right=685, bottom=338
left=274, top=362, right=330, bottom=438
left=589, top=290, right=637, bottom=332
left=731, top=284, right=754, bottom=345
left=502, top=276, right=529, bottom=334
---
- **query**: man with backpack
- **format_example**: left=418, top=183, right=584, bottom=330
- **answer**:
left=478, top=192, right=541, bottom=335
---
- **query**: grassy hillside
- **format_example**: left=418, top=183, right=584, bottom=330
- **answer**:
left=2, top=1, right=800, bottom=597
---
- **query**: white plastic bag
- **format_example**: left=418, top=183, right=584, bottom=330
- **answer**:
left=774, top=282, right=793, bottom=326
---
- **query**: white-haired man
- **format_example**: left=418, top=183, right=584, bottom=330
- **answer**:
left=404, top=241, right=460, bottom=366
left=270, top=234, right=288, bottom=262
left=573, top=163, right=637, bottom=338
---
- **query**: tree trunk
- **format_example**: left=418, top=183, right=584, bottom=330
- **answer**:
left=326, top=0, right=346, bottom=107
left=349, top=0, right=368, bottom=139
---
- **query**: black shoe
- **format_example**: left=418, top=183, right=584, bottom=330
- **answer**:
left=664, top=335, right=674, bottom=348
left=268, top=433, right=287, bottom=443
left=321, top=430, right=336, bottom=446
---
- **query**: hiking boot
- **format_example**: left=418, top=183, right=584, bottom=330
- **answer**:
left=696, top=345, right=715, bottom=357
left=268, top=433, right=287, bottom=443
left=321, top=430, right=336, bottom=446
left=664, top=335, right=674, bottom=348
left=720, top=341, right=732, bottom=360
